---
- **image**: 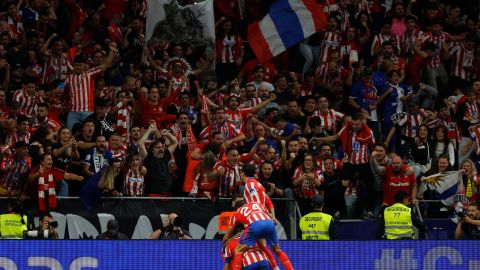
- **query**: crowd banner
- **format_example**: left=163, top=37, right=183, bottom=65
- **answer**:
left=0, top=198, right=293, bottom=240
left=146, top=0, right=215, bottom=45
left=0, top=240, right=478, bottom=269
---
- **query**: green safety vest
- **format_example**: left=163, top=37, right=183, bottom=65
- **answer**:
left=0, top=213, right=27, bottom=239
left=384, top=203, right=414, bottom=240
left=299, top=212, right=332, bottom=240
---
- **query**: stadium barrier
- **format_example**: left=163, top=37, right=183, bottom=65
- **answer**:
left=0, top=197, right=298, bottom=240
left=0, top=240, right=478, bottom=269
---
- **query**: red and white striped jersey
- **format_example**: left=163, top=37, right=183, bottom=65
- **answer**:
left=338, top=124, right=374, bottom=164
left=421, top=31, right=452, bottom=69
left=223, top=238, right=269, bottom=267
left=13, top=89, right=43, bottom=117
left=450, top=43, right=474, bottom=80
left=4, top=15, right=23, bottom=40
left=319, top=31, right=341, bottom=63
left=371, top=33, right=400, bottom=56
left=0, top=155, right=31, bottom=192
left=232, top=202, right=271, bottom=226
left=225, top=107, right=253, bottom=131
left=292, top=167, right=323, bottom=198
left=373, top=54, right=405, bottom=71
left=219, top=160, right=243, bottom=197
left=200, top=121, right=241, bottom=142
left=65, top=67, right=102, bottom=112
left=399, top=28, right=423, bottom=56
left=108, top=144, right=127, bottom=159
left=337, top=7, right=350, bottom=32
left=315, top=63, right=348, bottom=88
left=244, top=178, right=274, bottom=211
left=243, top=97, right=262, bottom=108
left=403, top=110, right=427, bottom=138
left=31, top=117, right=60, bottom=132
left=41, top=51, right=73, bottom=84
left=5, top=131, right=31, bottom=146
left=124, top=169, right=144, bottom=196
left=115, top=105, right=132, bottom=136
left=428, top=117, right=458, bottom=142
left=311, top=109, right=344, bottom=134
left=215, top=35, right=242, bottom=63
left=321, top=0, right=338, bottom=14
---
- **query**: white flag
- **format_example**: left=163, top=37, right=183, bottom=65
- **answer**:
left=146, top=0, right=215, bottom=45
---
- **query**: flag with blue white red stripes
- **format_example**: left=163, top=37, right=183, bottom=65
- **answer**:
left=248, top=0, right=327, bottom=63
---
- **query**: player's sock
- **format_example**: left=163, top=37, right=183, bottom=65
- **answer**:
left=259, top=243, right=278, bottom=268
left=231, top=252, right=243, bottom=270
left=277, top=250, right=294, bottom=270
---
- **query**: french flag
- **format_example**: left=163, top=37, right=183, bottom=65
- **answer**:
left=248, top=0, right=327, bottom=63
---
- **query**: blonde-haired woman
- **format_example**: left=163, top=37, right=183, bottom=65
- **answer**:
left=458, top=159, right=480, bottom=205
left=80, top=160, right=122, bottom=211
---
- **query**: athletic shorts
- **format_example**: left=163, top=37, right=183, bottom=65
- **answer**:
left=244, top=260, right=272, bottom=270
left=239, top=220, right=278, bottom=247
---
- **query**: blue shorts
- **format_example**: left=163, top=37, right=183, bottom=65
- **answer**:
left=239, top=220, right=278, bottom=247
left=244, top=260, right=272, bottom=270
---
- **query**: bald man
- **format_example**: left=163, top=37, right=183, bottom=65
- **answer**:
left=370, top=152, right=418, bottom=207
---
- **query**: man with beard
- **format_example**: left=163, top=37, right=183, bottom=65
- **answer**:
left=139, top=124, right=178, bottom=197
left=223, top=94, right=275, bottom=132
left=257, top=86, right=284, bottom=118
left=30, top=102, right=60, bottom=136
left=318, top=113, right=375, bottom=219
left=171, top=112, right=198, bottom=195
left=82, top=135, right=112, bottom=177
left=371, top=153, right=417, bottom=208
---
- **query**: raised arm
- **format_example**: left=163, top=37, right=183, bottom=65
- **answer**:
left=370, top=151, right=386, bottom=176
left=138, top=125, right=155, bottom=160
left=161, top=129, right=178, bottom=154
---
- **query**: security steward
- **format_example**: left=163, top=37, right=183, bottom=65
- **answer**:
left=299, top=195, right=335, bottom=240
left=0, top=200, right=27, bottom=239
left=382, top=191, right=426, bottom=240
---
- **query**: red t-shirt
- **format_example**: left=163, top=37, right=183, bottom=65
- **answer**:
left=382, top=165, right=416, bottom=206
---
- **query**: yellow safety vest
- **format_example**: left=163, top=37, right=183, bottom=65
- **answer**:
left=384, top=203, right=414, bottom=240
left=0, top=213, right=27, bottom=239
left=299, top=212, right=332, bottom=240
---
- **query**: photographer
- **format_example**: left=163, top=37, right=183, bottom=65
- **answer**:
left=34, top=213, right=59, bottom=239
left=97, top=219, right=129, bottom=240
left=455, top=202, right=480, bottom=240
left=150, top=213, right=191, bottom=240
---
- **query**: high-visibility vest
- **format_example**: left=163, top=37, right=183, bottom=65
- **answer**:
left=0, top=213, right=27, bottom=239
left=384, top=203, right=414, bottom=240
left=299, top=212, right=333, bottom=240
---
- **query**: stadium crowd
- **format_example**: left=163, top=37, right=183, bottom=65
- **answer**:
left=0, top=0, right=479, bottom=223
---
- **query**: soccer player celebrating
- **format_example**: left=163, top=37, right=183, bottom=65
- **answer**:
left=224, top=200, right=293, bottom=270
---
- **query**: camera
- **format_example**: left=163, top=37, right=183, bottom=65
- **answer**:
left=171, top=217, right=183, bottom=227
left=457, top=211, right=468, bottom=218
left=23, top=230, right=50, bottom=239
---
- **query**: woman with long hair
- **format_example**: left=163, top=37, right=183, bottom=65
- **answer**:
left=292, top=153, right=323, bottom=215
left=193, top=150, right=221, bottom=200
left=51, top=126, right=80, bottom=196
left=458, top=159, right=480, bottom=205
left=432, top=125, right=456, bottom=168
left=123, top=154, right=146, bottom=197
left=80, top=160, right=122, bottom=211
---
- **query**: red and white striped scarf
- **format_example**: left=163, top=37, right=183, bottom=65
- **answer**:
left=38, top=173, right=57, bottom=211
left=170, top=123, right=198, bottom=151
